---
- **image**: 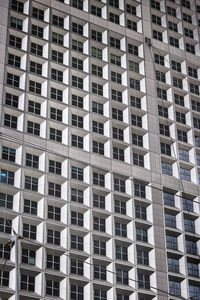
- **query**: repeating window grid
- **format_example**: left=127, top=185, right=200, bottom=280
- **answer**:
left=4, top=114, right=17, bottom=129
left=2, top=146, right=16, bottom=162
left=72, top=39, right=83, bottom=53
left=71, top=166, right=83, bottom=181
left=7, top=73, right=19, bottom=87
left=51, top=69, right=63, bottom=82
left=72, top=75, right=83, bottom=89
left=5, top=93, right=18, bottom=108
left=115, top=199, right=126, bottom=214
left=168, top=21, right=178, bottom=32
left=52, top=32, right=63, bottom=45
left=31, top=42, right=43, bottom=56
left=109, top=12, right=120, bottom=24
left=91, top=5, right=102, bottom=17
left=115, top=222, right=127, bottom=237
left=48, top=205, right=61, bottom=221
left=26, top=153, right=39, bottom=169
left=71, top=188, right=83, bottom=203
left=135, top=182, right=146, bottom=198
left=110, top=53, right=121, bottom=66
left=93, top=216, right=105, bottom=232
left=51, top=88, right=63, bottom=102
left=48, top=182, right=61, bottom=197
left=47, top=253, right=60, bottom=270
left=128, top=43, right=138, bottom=56
left=137, top=249, right=149, bottom=265
left=156, top=70, right=165, bottom=83
left=116, top=269, right=128, bottom=285
left=11, top=0, right=24, bottom=12
left=177, top=129, right=187, bottom=142
left=0, top=169, right=14, bottom=185
left=0, top=193, right=13, bottom=210
left=0, top=218, right=12, bottom=234
left=112, top=89, right=122, bottom=102
left=32, top=7, right=44, bottom=20
left=93, top=194, right=105, bottom=209
left=94, top=264, right=106, bottom=280
left=162, top=161, right=173, bottom=176
left=29, top=80, right=41, bottom=94
left=159, top=123, right=169, bottom=137
left=46, top=280, right=59, bottom=297
left=72, top=134, right=83, bottom=149
left=169, top=36, right=179, bottom=48
left=72, top=114, right=83, bottom=128
left=153, top=30, right=163, bottom=41
left=23, top=223, right=36, bottom=239
left=71, top=234, right=83, bottom=251
left=31, top=24, right=43, bottom=38
left=174, top=94, right=184, bottom=106
left=72, top=0, right=83, bottom=10
left=49, top=128, right=62, bottom=142
left=92, top=101, right=103, bottom=115
left=94, top=240, right=106, bottom=256
left=113, top=146, right=124, bottom=161
left=72, top=57, right=83, bottom=71
left=93, top=172, right=105, bottom=187
left=116, top=245, right=128, bottom=260
left=135, top=205, right=147, bottom=220
left=113, top=127, right=124, bottom=141
left=92, top=64, right=103, bottom=77
left=93, top=120, right=104, bottom=134
left=93, top=140, right=104, bottom=155
left=10, top=16, right=23, bottom=30
left=9, top=34, right=22, bottom=49
left=22, top=248, right=36, bottom=265
left=136, top=227, right=148, bottom=242
left=21, top=274, right=35, bottom=291
left=53, top=15, right=64, bottom=28
left=50, top=107, right=62, bottom=122
left=71, top=258, right=84, bottom=276
left=71, top=211, right=84, bottom=227
left=183, top=13, right=192, bottom=24
left=188, top=67, right=198, bottom=79
left=132, top=133, right=143, bottom=147
left=52, top=50, right=63, bottom=64
left=72, top=94, right=83, bottom=108
left=8, top=53, right=21, bottom=68
left=47, top=229, right=60, bottom=245
left=24, top=199, right=37, bottom=215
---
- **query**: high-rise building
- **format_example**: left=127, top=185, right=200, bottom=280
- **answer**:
left=0, top=0, right=200, bottom=299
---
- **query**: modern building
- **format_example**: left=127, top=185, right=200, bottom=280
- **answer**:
left=0, top=0, right=200, bottom=299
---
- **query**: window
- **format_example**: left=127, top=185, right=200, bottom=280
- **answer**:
left=189, top=285, right=200, bottom=299
left=133, top=152, right=144, bottom=167
left=168, top=21, right=177, bottom=32
left=0, top=270, right=9, bottom=287
left=162, top=162, right=173, bottom=176
left=177, top=130, right=187, bottom=142
left=94, top=264, right=106, bottom=280
left=110, top=53, right=121, bottom=66
left=51, top=88, right=62, bottom=102
left=184, top=28, right=194, bottom=39
left=116, top=269, right=128, bottom=285
left=169, top=37, right=179, bottom=48
left=109, top=12, right=120, bottom=24
left=48, top=182, right=61, bottom=197
left=116, top=245, right=128, bottom=260
left=29, top=80, right=41, bottom=94
left=175, top=94, right=184, bottom=106
left=157, top=87, right=167, bottom=100
left=127, top=20, right=137, bottom=31
left=113, top=147, right=124, bottom=161
left=111, top=71, right=122, bottom=84
left=159, top=124, right=169, bottom=136
left=50, top=107, right=62, bottom=122
left=155, top=53, right=164, bottom=66
left=92, top=82, right=103, bottom=96
left=52, top=32, right=63, bottom=45
left=93, top=172, right=105, bottom=187
left=4, top=114, right=17, bottom=129
left=71, top=235, right=83, bottom=251
left=71, top=211, right=83, bottom=227
left=0, top=169, right=14, bottom=185
left=130, top=78, right=140, bottom=90
left=171, top=60, right=181, bottom=72
left=158, top=105, right=168, bottom=118
left=51, top=69, right=63, bottom=82
left=179, top=148, right=189, bottom=162
left=117, top=294, right=129, bottom=300
left=72, top=22, right=83, bottom=35
left=173, top=77, right=183, bottom=89
left=72, top=135, right=83, bottom=149
left=169, top=281, right=181, bottom=296
left=72, top=94, right=83, bottom=108
left=135, top=182, right=145, bottom=198
left=47, top=254, right=60, bottom=270
left=91, top=29, right=102, bottom=42
left=31, top=25, right=43, bottom=38
left=182, top=197, right=193, bottom=212
left=91, top=47, right=102, bottom=59
left=180, top=167, right=191, bottom=181
left=72, top=115, right=83, bottom=128
left=10, top=17, right=23, bottom=30
left=93, top=194, right=105, bottom=209
left=47, top=229, right=60, bottom=245
left=26, top=153, right=39, bottom=169
left=131, top=114, right=142, bottom=127
left=186, top=43, right=195, bottom=54
left=48, top=205, right=61, bottom=221
left=109, top=0, right=119, bottom=8
left=188, top=66, right=198, bottom=79
left=114, top=178, right=125, bottom=193
left=94, top=240, right=106, bottom=256
left=92, top=101, right=103, bottom=115
left=93, top=141, right=104, bottom=155
left=23, top=223, right=36, bottom=240
left=72, top=57, right=83, bottom=71
left=126, top=4, right=136, bottom=15
left=186, top=240, right=197, bottom=255
left=0, top=193, right=13, bottom=209
left=94, top=289, right=107, bottom=300
left=71, top=285, right=84, bottom=300
left=46, top=280, right=59, bottom=297
left=110, top=36, right=120, bottom=49
left=165, top=213, right=176, bottom=228
left=0, top=218, right=11, bottom=234
left=128, top=43, right=138, bottom=56
left=112, top=89, right=122, bottom=102
left=152, top=14, right=161, bottom=25
left=31, top=42, right=43, bottom=56
left=138, top=273, right=150, bottom=289
left=2, top=146, right=15, bottom=162
left=115, top=199, right=126, bottom=214
left=22, top=248, right=36, bottom=265
left=181, top=0, right=190, bottom=8
left=115, top=222, right=127, bottom=237
left=72, top=0, right=83, bottom=10
left=166, top=235, right=177, bottom=250
left=92, top=64, right=102, bottom=77
left=168, top=257, right=179, bottom=273
left=53, top=15, right=64, bottom=27
left=71, top=188, right=83, bottom=203
left=163, top=192, right=175, bottom=206
left=137, top=249, right=149, bottom=265
left=25, top=176, right=38, bottom=191
left=132, top=133, right=143, bottom=147
left=161, top=142, right=171, bottom=156
left=93, top=216, right=105, bottom=232
left=135, top=205, right=147, bottom=220
left=183, top=13, right=192, bottom=23
left=91, top=5, right=101, bottom=17
left=32, top=7, right=44, bottom=20
left=72, top=39, right=83, bottom=52
left=27, top=121, right=40, bottom=136
left=5, top=93, right=18, bottom=108
left=176, top=111, right=186, bottom=124
left=21, top=275, right=35, bottom=291
left=24, top=199, right=37, bottom=215
left=9, top=35, right=22, bottom=49
left=188, top=262, right=199, bottom=277
left=51, top=50, right=63, bottom=63
left=113, top=127, right=123, bottom=141
left=153, top=30, right=163, bottom=41
left=71, top=259, right=84, bottom=276
left=130, top=96, right=141, bottom=108
left=30, top=61, right=42, bottom=75
left=49, top=128, right=62, bottom=142
left=11, top=0, right=24, bottom=12
left=151, top=0, right=160, bottom=10
left=190, top=83, right=199, bottom=95
left=8, top=53, right=20, bottom=68
left=71, top=166, right=83, bottom=181
left=156, top=70, right=165, bottom=82
left=7, top=73, right=19, bottom=87
left=49, top=160, right=61, bottom=175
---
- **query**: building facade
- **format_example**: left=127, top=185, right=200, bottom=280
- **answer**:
left=0, top=0, right=200, bottom=299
